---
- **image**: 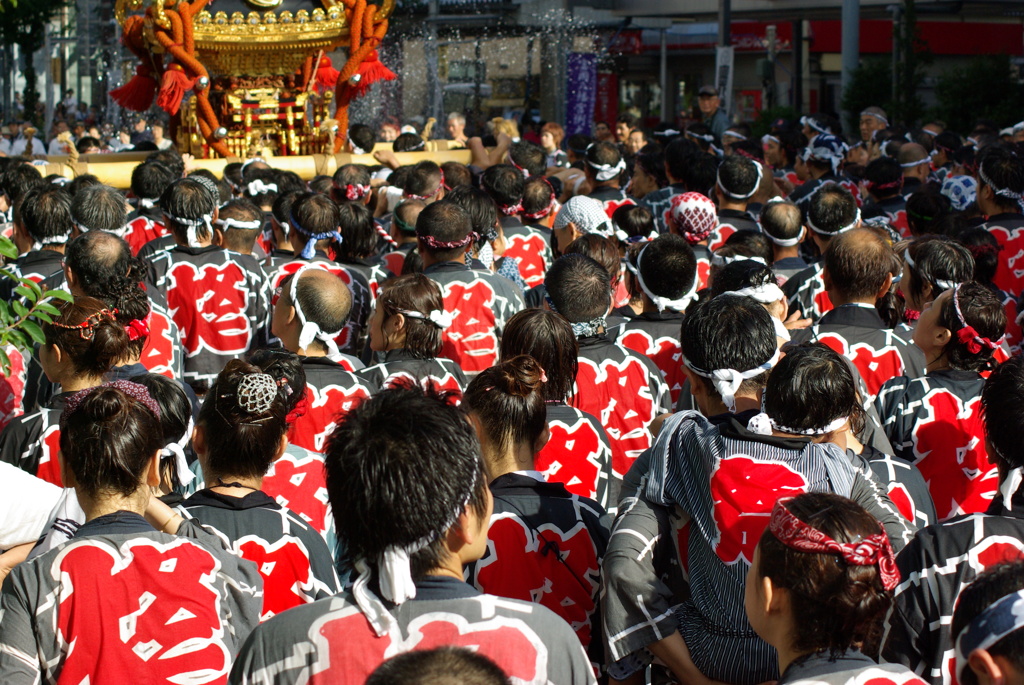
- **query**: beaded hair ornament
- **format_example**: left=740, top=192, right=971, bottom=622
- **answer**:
left=51, top=308, right=119, bottom=340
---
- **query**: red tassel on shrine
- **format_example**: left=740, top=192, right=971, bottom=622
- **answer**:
left=316, top=55, right=340, bottom=93
left=110, top=65, right=158, bottom=112
left=157, top=63, right=196, bottom=116
left=352, top=50, right=396, bottom=98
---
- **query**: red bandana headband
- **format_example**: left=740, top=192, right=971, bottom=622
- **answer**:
left=867, top=179, right=903, bottom=192
left=338, top=183, right=370, bottom=201
left=522, top=179, right=557, bottom=221
left=768, top=497, right=900, bottom=590
left=404, top=170, right=446, bottom=202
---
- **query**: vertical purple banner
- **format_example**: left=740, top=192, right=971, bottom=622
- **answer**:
left=565, top=53, right=597, bottom=137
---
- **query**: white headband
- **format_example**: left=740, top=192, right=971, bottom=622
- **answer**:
left=749, top=385, right=850, bottom=435
left=904, top=249, right=961, bottom=292
left=724, top=131, right=747, bottom=141
left=247, top=179, right=278, bottom=196
left=351, top=493, right=472, bottom=636
left=764, top=228, right=804, bottom=247
left=165, top=211, right=213, bottom=248
left=160, top=415, right=195, bottom=486
left=398, top=308, right=452, bottom=329
left=31, top=232, right=72, bottom=251
left=723, top=282, right=785, bottom=304
left=900, top=159, right=930, bottom=168
left=711, top=254, right=767, bottom=268
left=717, top=162, right=764, bottom=200
left=215, top=217, right=263, bottom=231
left=860, top=110, right=889, bottom=127
left=806, top=208, right=860, bottom=236
left=685, top=347, right=781, bottom=412
left=290, top=263, right=342, bottom=357
left=615, top=228, right=658, bottom=244
left=634, top=244, right=700, bottom=312
left=139, top=198, right=158, bottom=209
left=776, top=414, right=849, bottom=435
left=587, top=153, right=626, bottom=181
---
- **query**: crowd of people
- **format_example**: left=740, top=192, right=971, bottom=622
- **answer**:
left=0, top=98, right=1022, bottom=685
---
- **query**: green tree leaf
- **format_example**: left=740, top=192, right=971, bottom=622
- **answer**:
left=14, top=285, right=37, bottom=303
left=42, top=289, right=73, bottom=302
left=35, top=302, right=60, bottom=317
left=21, top=320, right=44, bottom=345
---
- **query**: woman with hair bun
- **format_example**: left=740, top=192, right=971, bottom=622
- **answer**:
left=462, top=354, right=608, bottom=664
left=745, top=492, right=925, bottom=685
left=27, top=372, right=198, bottom=562
left=359, top=273, right=467, bottom=394
left=0, top=381, right=261, bottom=683
left=248, top=348, right=338, bottom=551
left=499, top=308, right=614, bottom=511
left=0, top=297, right=129, bottom=485
left=956, top=225, right=1022, bottom=355
left=876, top=282, right=1008, bottom=521
left=178, top=359, right=339, bottom=621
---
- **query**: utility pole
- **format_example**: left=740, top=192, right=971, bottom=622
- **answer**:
left=841, top=0, right=860, bottom=128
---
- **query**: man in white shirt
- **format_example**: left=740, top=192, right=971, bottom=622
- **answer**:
left=47, top=122, right=71, bottom=156
left=11, top=126, right=46, bottom=157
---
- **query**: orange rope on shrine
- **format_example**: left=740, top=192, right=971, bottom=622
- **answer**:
left=333, top=0, right=395, bottom=152
left=113, top=0, right=392, bottom=158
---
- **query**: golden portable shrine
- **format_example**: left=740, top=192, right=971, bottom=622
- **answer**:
left=112, top=0, right=396, bottom=158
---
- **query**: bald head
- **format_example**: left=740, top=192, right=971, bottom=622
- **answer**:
left=62, top=229, right=139, bottom=298
left=899, top=143, right=931, bottom=182
left=824, top=227, right=895, bottom=303
left=293, top=269, right=352, bottom=353
left=393, top=199, right=425, bottom=243
left=760, top=200, right=803, bottom=245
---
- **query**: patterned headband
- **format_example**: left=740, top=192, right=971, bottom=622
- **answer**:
left=768, top=497, right=900, bottom=590
left=60, top=380, right=161, bottom=430
left=522, top=181, right=557, bottom=221
left=337, top=183, right=371, bottom=201
left=404, top=170, right=445, bottom=201
left=955, top=589, right=1024, bottom=682
left=417, top=231, right=478, bottom=250
left=51, top=308, right=118, bottom=340
left=952, top=284, right=1003, bottom=354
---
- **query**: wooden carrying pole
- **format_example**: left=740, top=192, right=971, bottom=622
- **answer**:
left=41, top=146, right=473, bottom=189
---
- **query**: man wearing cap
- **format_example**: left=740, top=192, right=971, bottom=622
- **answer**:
left=697, top=85, right=729, bottom=143
left=859, top=107, right=889, bottom=143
